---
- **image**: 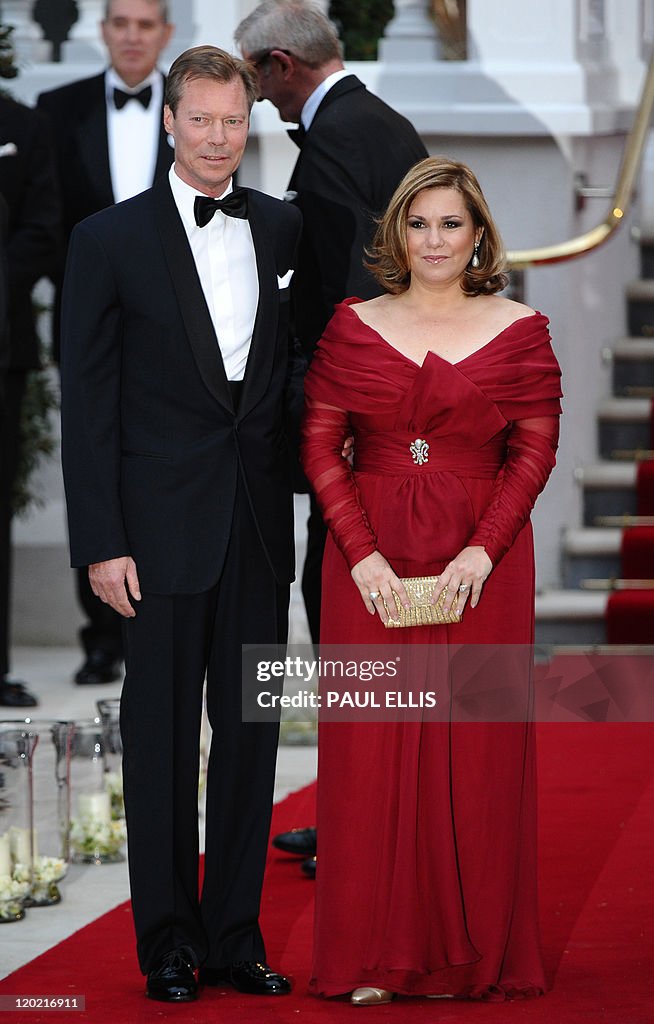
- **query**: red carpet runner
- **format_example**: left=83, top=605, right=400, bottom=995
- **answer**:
left=2, top=724, right=653, bottom=1023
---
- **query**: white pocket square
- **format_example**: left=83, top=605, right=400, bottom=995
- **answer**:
left=0, top=142, right=17, bottom=158
left=277, top=270, right=294, bottom=289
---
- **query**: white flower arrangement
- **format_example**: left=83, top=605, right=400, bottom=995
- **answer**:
left=0, top=873, right=30, bottom=921
left=70, top=816, right=126, bottom=862
left=13, top=856, right=68, bottom=907
left=104, top=771, right=125, bottom=820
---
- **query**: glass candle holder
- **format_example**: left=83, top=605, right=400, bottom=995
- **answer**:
left=22, top=721, right=74, bottom=907
left=0, top=724, right=37, bottom=922
left=96, top=698, right=124, bottom=821
left=69, top=718, right=126, bottom=865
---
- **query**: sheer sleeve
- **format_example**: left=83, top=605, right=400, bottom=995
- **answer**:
left=467, top=415, right=560, bottom=566
left=301, top=397, right=378, bottom=569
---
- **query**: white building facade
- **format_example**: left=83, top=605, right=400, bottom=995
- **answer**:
left=5, top=0, right=650, bottom=642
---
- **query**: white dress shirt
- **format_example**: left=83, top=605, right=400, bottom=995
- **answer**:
left=300, top=69, right=351, bottom=131
left=168, top=166, right=259, bottom=382
left=106, top=68, right=165, bottom=203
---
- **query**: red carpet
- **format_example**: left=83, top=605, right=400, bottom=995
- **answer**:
left=636, top=460, right=654, bottom=515
left=2, top=725, right=653, bottom=1023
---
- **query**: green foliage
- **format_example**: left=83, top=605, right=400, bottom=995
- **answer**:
left=329, top=0, right=395, bottom=61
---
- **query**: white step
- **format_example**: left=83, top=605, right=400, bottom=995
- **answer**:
left=563, top=527, right=622, bottom=556
left=574, top=462, right=637, bottom=488
left=597, top=397, right=651, bottom=422
left=535, top=589, right=608, bottom=620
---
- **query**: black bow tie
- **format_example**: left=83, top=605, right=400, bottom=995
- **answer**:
left=194, top=189, right=249, bottom=227
left=113, top=85, right=152, bottom=110
left=287, top=125, right=306, bottom=149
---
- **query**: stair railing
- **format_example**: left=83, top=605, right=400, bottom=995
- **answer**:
left=506, top=52, right=654, bottom=269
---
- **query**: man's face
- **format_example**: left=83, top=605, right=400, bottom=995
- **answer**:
left=243, top=51, right=303, bottom=125
left=164, top=76, right=250, bottom=197
left=102, top=0, right=173, bottom=88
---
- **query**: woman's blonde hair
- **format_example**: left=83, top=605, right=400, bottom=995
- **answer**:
left=366, top=156, right=508, bottom=296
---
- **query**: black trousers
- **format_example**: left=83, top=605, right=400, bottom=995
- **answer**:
left=120, top=480, right=289, bottom=973
left=0, top=371, right=27, bottom=678
left=76, top=566, right=123, bottom=659
left=300, top=490, right=327, bottom=648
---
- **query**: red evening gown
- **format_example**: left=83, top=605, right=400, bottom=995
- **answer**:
left=301, top=298, right=563, bottom=1001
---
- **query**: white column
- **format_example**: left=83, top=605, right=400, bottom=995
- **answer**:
left=3, top=0, right=48, bottom=64
left=194, top=0, right=240, bottom=49
left=61, top=0, right=106, bottom=62
left=379, top=0, right=441, bottom=62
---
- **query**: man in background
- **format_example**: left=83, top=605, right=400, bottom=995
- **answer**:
left=38, top=0, right=174, bottom=687
left=237, top=0, right=428, bottom=871
left=236, top=0, right=428, bottom=651
left=0, top=96, right=61, bottom=708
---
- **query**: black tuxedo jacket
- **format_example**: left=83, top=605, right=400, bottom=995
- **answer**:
left=0, top=97, right=61, bottom=369
left=60, top=176, right=303, bottom=594
left=287, top=74, right=427, bottom=359
left=37, top=71, right=173, bottom=240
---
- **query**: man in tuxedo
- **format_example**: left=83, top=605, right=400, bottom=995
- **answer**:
left=38, top=0, right=174, bottom=687
left=0, top=97, right=61, bottom=708
left=236, top=0, right=428, bottom=648
left=60, top=46, right=302, bottom=1003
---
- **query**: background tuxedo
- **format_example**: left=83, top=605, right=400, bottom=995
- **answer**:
left=0, top=97, right=60, bottom=681
left=37, top=71, right=172, bottom=246
left=287, top=74, right=427, bottom=642
left=288, top=74, right=428, bottom=362
left=61, top=175, right=302, bottom=971
left=38, top=70, right=174, bottom=671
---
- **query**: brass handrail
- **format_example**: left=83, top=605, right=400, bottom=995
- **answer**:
left=506, top=53, right=654, bottom=269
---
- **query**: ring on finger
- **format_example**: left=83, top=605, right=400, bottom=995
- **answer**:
left=369, top=591, right=380, bottom=601
left=458, top=584, right=470, bottom=593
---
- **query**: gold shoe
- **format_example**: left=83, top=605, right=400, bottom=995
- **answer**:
left=350, top=987, right=394, bottom=1005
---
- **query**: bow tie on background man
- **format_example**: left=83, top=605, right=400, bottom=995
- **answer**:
left=113, top=85, right=153, bottom=110
left=194, top=189, right=249, bottom=227
left=287, top=124, right=306, bottom=149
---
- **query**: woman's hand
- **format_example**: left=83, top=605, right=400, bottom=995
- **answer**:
left=432, top=546, right=492, bottom=615
left=351, top=551, right=409, bottom=625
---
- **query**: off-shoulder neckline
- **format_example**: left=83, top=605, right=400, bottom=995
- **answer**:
left=340, top=298, right=544, bottom=370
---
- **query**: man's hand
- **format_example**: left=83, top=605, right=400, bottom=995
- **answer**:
left=88, top=556, right=141, bottom=617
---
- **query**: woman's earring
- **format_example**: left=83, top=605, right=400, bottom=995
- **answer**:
left=471, top=241, right=480, bottom=269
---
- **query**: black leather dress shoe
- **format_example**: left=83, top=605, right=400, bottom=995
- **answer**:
left=74, top=650, right=122, bottom=686
left=146, top=948, right=197, bottom=1002
left=301, top=855, right=316, bottom=879
left=0, top=678, right=38, bottom=707
left=272, top=826, right=317, bottom=857
left=199, top=961, right=291, bottom=995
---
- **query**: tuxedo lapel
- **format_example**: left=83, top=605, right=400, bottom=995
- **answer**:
left=239, top=190, right=279, bottom=420
left=76, top=76, right=114, bottom=207
left=288, top=76, right=364, bottom=192
left=153, top=176, right=233, bottom=413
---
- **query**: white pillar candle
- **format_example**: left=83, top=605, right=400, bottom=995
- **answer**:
left=9, top=827, right=37, bottom=865
left=78, top=792, right=111, bottom=825
left=0, top=833, right=11, bottom=876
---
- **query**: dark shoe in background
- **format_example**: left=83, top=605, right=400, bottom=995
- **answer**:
left=74, top=649, right=122, bottom=686
left=146, top=948, right=198, bottom=1003
left=200, top=961, right=292, bottom=995
left=272, top=826, right=317, bottom=857
left=301, top=855, right=316, bottom=879
left=0, top=677, right=38, bottom=707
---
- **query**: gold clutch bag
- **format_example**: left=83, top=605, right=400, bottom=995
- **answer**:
left=382, top=575, right=461, bottom=628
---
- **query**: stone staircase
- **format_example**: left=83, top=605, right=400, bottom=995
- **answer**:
left=535, top=233, right=654, bottom=649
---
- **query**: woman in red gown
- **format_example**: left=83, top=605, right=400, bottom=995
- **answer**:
left=301, top=157, right=562, bottom=1005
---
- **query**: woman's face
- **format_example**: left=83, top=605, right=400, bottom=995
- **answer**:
left=404, top=187, right=481, bottom=289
